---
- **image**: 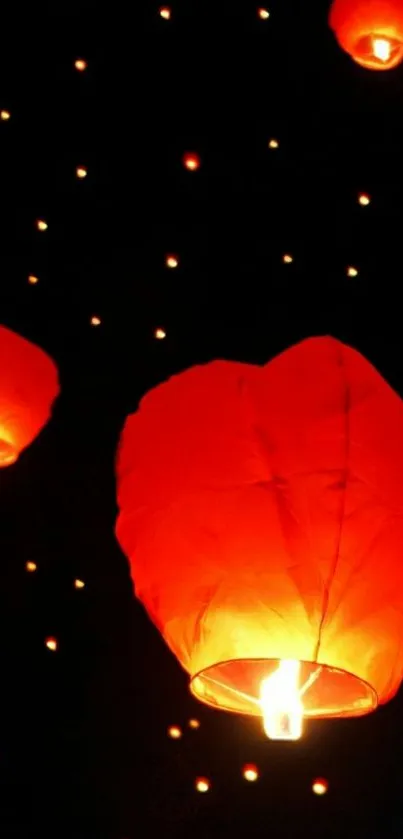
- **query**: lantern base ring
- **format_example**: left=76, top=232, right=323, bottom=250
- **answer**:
left=0, top=439, right=18, bottom=467
left=190, top=658, right=378, bottom=719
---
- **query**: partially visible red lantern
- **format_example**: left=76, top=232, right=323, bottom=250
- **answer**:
left=116, top=337, right=403, bottom=740
left=0, top=326, right=59, bottom=466
left=330, top=0, right=403, bottom=70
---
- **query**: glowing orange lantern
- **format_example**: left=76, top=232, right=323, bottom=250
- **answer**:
left=183, top=152, right=201, bottom=171
left=243, top=764, right=259, bottom=782
left=168, top=725, right=182, bottom=739
left=116, top=337, right=403, bottom=740
left=74, top=59, right=87, bottom=72
left=312, top=778, right=328, bottom=796
left=195, top=777, right=210, bottom=793
left=0, top=326, right=59, bottom=467
left=26, top=561, right=37, bottom=572
left=330, top=0, right=403, bottom=70
left=159, top=6, right=171, bottom=19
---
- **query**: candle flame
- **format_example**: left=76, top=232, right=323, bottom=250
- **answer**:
left=373, top=38, right=391, bottom=63
left=260, top=659, right=303, bottom=741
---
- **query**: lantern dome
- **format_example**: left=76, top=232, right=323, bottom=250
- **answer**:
left=329, top=0, right=403, bottom=71
left=0, top=325, right=59, bottom=466
left=116, top=337, right=403, bottom=735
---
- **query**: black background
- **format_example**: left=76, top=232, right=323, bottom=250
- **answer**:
left=1, top=1, right=403, bottom=836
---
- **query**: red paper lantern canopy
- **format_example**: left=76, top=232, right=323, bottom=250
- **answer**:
left=0, top=326, right=59, bottom=466
left=330, top=0, right=403, bottom=70
left=116, top=337, right=403, bottom=739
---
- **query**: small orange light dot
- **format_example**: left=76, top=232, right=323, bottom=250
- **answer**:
left=358, top=193, right=371, bottom=206
left=268, top=138, right=279, bottom=149
left=26, top=561, right=37, bottom=572
left=28, top=274, right=39, bottom=285
left=45, top=637, right=58, bottom=652
left=90, top=316, right=101, bottom=326
left=188, top=718, right=200, bottom=729
left=74, top=59, right=87, bottom=71
left=74, top=579, right=85, bottom=589
left=243, top=763, right=259, bottom=782
left=312, top=778, right=328, bottom=796
left=166, top=254, right=179, bottom=269
left=283, top=254, right=293, bottom=264
left=168, top=725, right=182, bottom=739
left=159, top=6, right=171, bottom=19
left=76, top=166, right=87, bottom=179
left=183, top=152, right=201, bottom=171
left=0, top=109, right=11, bottom=121
left=36, top=219, right=48, bottom=231
left=347, top=266, right=358, bottom=277
left=258, top=8, right=270, bottom=20
left=155, top=327, right=166, bottom=340
left=195, top=777, right=210, bottom=793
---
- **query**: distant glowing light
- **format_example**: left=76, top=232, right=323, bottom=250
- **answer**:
left=243, top=764, right=259, bottom=782
left=36, top=219, right=48, bottom=231
left=347, top=266, right=358, bottom=277
left=195, top=777, right=211, bottom=793
left=159, top=6, right=171, bottom=19
left=183, top=152, right=201, bottom=171
left=166, top=254, right=179, bottom=269
left=268, top=138, right=279, bottom=149
left=358, top=193, right=371, bottom=206
left=76, top=166, right=87, bottom=179
left=373, top=38, right=391, bottom=63
left=283, top=254, right=293, bottom=264
left=74, top=59, right=87, bottom=71
left=0, top=110, right=11, bottom=121
left=155, top=327, right=166, bottom=340
left=90, top=316, right=101, bottom=326
left=45, top=637, right=58, bottom=652
left=28, top=274, right=39, bottom=285
left=258, top=8, right=270, bottom=20
left=168, top=725, right=182, bottom=739
left=74, top=579, right=85, bottom=589
left=260, top=660, right=303, bottom=741
left=188, top=718, right=200, bottom=729
left=26, top=561, right=37, bottom=572
left=312, top=778, right=328, bottom=796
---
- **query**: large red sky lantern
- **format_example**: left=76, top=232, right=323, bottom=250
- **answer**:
left=0, top=325, right=59, bottom=467
left=116, top=337, right=403, bottom=740
left=329, top=0, right=403, bottom=71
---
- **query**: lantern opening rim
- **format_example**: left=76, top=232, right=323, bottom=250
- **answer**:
left=190, top=657, right=378, bottom=719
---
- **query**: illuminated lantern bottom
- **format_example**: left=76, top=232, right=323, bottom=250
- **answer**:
left=351, top=34, right=403, bottom=69
left=191, top=658, right=377, bottom=741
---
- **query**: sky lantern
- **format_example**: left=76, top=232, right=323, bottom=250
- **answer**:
left=182, top=152, right=201, bottom=171
left=116, top=336, right=403, bottom=741
left=0, top=326, right=59, bottom=467
left=329, top=0, right=403, bottom=71
left=312, top=778, right=329, bottom=796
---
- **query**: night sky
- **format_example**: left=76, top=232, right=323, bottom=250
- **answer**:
left=1, top=1, right=403, bottom=837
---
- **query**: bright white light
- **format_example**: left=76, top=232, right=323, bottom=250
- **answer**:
left=260, top=660, right=303, bottom=741
left=373, top=38, right=391, bottom=63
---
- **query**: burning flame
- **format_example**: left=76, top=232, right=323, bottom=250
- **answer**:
left=260, top=659, right=304, bottom=741
left=373, top=38, right=391, bottom=63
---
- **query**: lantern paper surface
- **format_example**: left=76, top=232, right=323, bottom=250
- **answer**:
left=330, top=0, right=403, bottom=70
left=116, top=337, right=403, bottom=720
left=0, top=326, right=59, bottom=466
